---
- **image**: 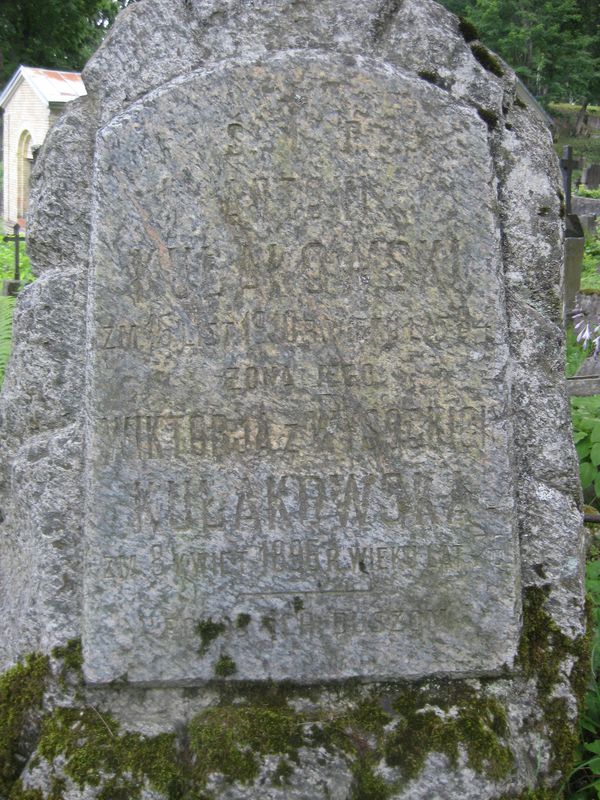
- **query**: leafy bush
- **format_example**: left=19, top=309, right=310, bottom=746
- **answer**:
left=0, top=296, right=16, bottom=389
left=0, top=238, right=32, bottom=390
left=572, top=396, right=600, bottom=502
left=579, top=230, right=600, bottom=294
left=578, top=187, right=600, bottom=200
left=566, top=545, right=600, bottom=799
left=0, top=238, right=32, bottom=286
left=567, top=326, right=589, bottom=378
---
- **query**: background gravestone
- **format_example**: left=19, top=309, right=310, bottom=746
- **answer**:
left=0, top=2, right=585, bottom=799
left=583, top=162, right=600, bottom=189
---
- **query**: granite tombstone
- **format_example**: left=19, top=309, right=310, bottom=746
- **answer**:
left=583, top=162, right=600, bottom=190
left=0, top=1, right=586, bottom=798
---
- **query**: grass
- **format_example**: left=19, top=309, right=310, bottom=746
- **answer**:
left=0, top=239, right=32, bottom=390
left=567, top=326, right=589, bottom=378
left=550, top=103, right=600, bottom=116
left=577, top=229, right=600, bottom=294
left=565, top=535, right=600, bottom=799
left=0, top=237, right=32, bottom=286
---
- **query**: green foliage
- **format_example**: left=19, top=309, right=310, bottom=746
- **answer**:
left=0, top=240, right=33, bottom=392
left=567, top=326, right=589, bottom=379
left=578, top=188, right=600, bottom=200
left=0, top=295, right=16, bottom=390
left=0, top=239, right=32, bottom=287
left=565, top=544, right=600, bottom=798
left=438, top=0, right=600, bottom=104
left=0, top=654, right=49, bottom=797
left=0, top=0, right=135, bottom=85
left=581, top=232, right=600, bottom=294
left=571, top=397, right=600, bottom=502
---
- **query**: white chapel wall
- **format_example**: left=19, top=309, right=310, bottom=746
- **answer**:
left=3, top=79, right=50, bottom=228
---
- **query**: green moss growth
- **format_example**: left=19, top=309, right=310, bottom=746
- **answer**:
left=471, top=43, right=505, bottom=76
left=292, top=597, right=304, bottom=613
left=417, top=70, right=442, bottom=87
left=517, top=585, right=591, bottom=776
left=496, top=790, right=556, bottom=799
left=50, top=640, right=83, bottom=674
left=518, top=586, right=587, bottom=702
left=478, top=108, right=499, bottom=130
left=272, top=756, right=294, bottom=786
left=236, top=613, right=251, bottom=629
left=214, top=655, right=237, bottom=678
left=187, top=704, right=304, bottom=786
left=0, top=654, right=50, bottom=797
left=195, top=618, right=227, bottom=654
left=51, top=639, right=83, bottom=689
left=350, top=764, right=392, bottom=800
left=515, top=96, right=527, bottom=110
left=458, top=16, right=479, bottom=42
left=384, top=683, right=512, bottom=781
left=8, top=783, right=44, bottom=800
left=37, top=707, right=184, bottom=800
left=261, top=615, right=276, bottom=635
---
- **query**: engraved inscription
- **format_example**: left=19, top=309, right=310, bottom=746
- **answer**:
left=85, top=54, right=518, bottom=685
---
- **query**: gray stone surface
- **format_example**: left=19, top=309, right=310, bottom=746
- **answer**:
left=0, top=0, right=586, bottom=798
left=573, top=194, right=600, bottom=216
left=564, top=214, right=586, bottom=319
left=85, top=51, right=518, bottom=686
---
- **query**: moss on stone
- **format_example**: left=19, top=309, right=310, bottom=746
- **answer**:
left=37, top=707, right=184, bottom=800
left=517, top=585, right=591, bottom=778
left=496, top=790, right=556, bottom=799
left=349, top=764, right=392, bottom=800
left=261, top=615, right=276, bottom=635
left=195, top=618, right=227, bottom=654
left=187, top=704, right=304, bottom=786
left=0, top=654, right=50, bottom=798
left=471, top=43, right=505, bottom=76
left=214, top=655, right=237, bottom=678
left=6, top=622, right=581, bottom=800
left=51, top=639, right=83, bottom=690
left=51, top=640, right=83, bottom=675
left=271, top=756, right=295, bottom=786
left=8, top=782, right=44, bottom=800
left=236, top=613, right=252, bottom=629
left=418, top=70, right=441, bottom=86
left=384, top=682, right=512, bottom=781
left=478, top=108, right=500, bottom=130
left=458, top=16, right=479, bottom=42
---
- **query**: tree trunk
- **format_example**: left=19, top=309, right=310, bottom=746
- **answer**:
left=575, top=98, right=590, bottom=136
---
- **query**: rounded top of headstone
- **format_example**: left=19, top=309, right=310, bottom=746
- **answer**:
left=83, top=0, right=511, bottom=124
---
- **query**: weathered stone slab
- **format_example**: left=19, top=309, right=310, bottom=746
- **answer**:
left=583, top=162, right=600, bottom=189
left=84, top=53, right=519, bottom=685
left=0, top=1, right=587, bottom=797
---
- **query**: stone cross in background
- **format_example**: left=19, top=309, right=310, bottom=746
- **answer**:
left=1, top=223, right=25, bottom=296
left=560, top=145, right=583, bottom=214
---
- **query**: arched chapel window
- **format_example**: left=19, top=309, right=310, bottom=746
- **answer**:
left=17, top=130, right=33, bottom=220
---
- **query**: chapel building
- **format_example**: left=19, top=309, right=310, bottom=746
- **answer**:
left=0, top=66, right=86, bottom=229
